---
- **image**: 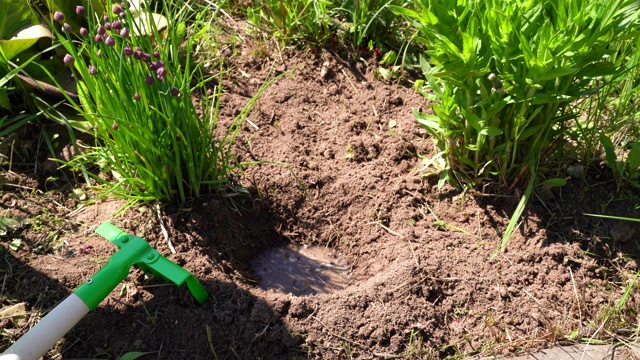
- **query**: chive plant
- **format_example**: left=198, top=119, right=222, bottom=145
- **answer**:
left=394, top=0, right=640, bottom=189
left=51, top=0, right=242, bottom=202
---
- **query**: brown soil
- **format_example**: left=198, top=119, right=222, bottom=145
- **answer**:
left=2, top=44, right=640, bottom=360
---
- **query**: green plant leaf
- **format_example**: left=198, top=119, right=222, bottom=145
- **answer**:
left=599, top=134, right=618, bottom=171
left=0, top=25, right=53, bottom=61
left=0, top=88, right=9, bottom=110
left=0, top=0, right=36, bottom=40
left=627, top=143, right=640, bottom=177
left=491, top=153, right=536, bottom=259
left=118, top=351, right=155, bottom=360
left=0, top=0, right=53, bottom=61
left=414, top=110, right=443, bottom=135
left=540, top=178, right=567, bottom=188
left=537, top=67, right=579, bottom=81
left=479, top=126, right=503, bottom=136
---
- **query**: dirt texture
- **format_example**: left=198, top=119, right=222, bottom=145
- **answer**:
left=2, top=45, right=640, bottom=360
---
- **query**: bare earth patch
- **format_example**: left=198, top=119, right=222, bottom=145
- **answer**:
left=2, top=48, right=640, bottom=359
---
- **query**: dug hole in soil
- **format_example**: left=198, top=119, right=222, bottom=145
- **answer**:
left=2, top=46, right=640, bottom=360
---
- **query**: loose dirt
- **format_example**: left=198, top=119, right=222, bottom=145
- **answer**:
left=2, top=42, right=640, bottom=360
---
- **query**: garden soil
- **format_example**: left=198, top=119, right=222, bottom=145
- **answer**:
left=2, top=45, right=640, bottom=360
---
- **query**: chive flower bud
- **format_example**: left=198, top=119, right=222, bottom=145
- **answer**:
left=105, top=35, right=115, bottom=47
left=156, top=67, right=167, bottom=78
left=120, top=28, right=129, bottom=37
left=88, top=65, right=97, bottom=75
left=119, top=12, right=126, bottom=18
left=79, top=27, right=89, bottom=36
left=133, top=93, right=141, bottom=101
left=156, top=60, right=164, bottom=68
left=95, top=34, right=103, bottom=42
left=112, top=20, right=122, bottom=30
left=112, top=4, right=122, bottom=14
left=53, top=11, right=64, bottom=22
left=62, top=23, right=72, bottom=33
left=112, top=123, right=118, bottom=130
left=63, top=54, right=74, bottom=65
left=149, top=63, right=157, bottom=71
left=76, top=5, right=85, bottom=16
left=142, top=53, right=151, bottom=62
left=97, top=25, right=106, bottom=35
left=133, top=50, right=143, bottom=60
left=103, top=14, right=109, bottom=22
left=146, top=76, right=154, bottom=85
left=104, top=22, right=111, bottom=31
left=171, top=87, right=179, bottom=96
left=153, top=50, right=160, bottom=58
left=97, top=50, right=102, bottom=57
left=123, top=45, right=133, bottom=56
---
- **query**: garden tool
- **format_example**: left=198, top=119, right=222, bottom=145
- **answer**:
left=1, top=222, right=208, bottom=360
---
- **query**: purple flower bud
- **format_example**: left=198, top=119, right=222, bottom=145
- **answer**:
left=112, top=122, right=118, bottom=130
left=105, top=35, right=115, bottom=46
left=121, top=1, right=127, bottom=8
left=62, top=54, right=74, bottom=65
left=97, top=49, right=102, bottom=57
left=153, top=50, right=160, bottom=58
left=156, top=74, right=165, bottom=81
left=79, top=27, right=89, bottom=36
left=104, top=22, right=111, bottom=31
left=146, top=76, right=154, bottom=85
left=133, top=50, right=143, bottom=60
left=142, top=53, right=151, bottom=62
left=148, top=63, right=157, bottom=71
left=123, top=45, right=133, bottom=56
left=63, top=54, right=74, bottom=64
left=95, top=33, right=103, bottom=42
left=133, top=93, right=141, bottom=101
left=88, top=65, right=97, bottom=75
left=112, top=20, right=121, bottom=30
left=156, top=67, right=167, bottom=78
left=112, top=4, right=122, bottom=14
left=62, top=23, right=72, bottom=33
left=53, top=11, right=64, bottom=22
left=76, top=5, right=86, bottom=16
left=156, top=60, right=164, bottom=68
left=171, top=87, right=179, bottom=96
left=120, top=28, right=129, bottom=37
left=103, top=14, right=109, bottom=22
left=119, top=12, right=126, bottom=18
left=97, top=25, right=106, bottom=35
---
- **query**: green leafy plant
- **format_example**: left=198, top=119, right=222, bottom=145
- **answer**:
left=47, top=0, right=272, bottom=202
left=393, top=0, right=640, bottom=190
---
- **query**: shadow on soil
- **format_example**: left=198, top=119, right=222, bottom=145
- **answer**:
left=1, top=185, right=308, bottom=359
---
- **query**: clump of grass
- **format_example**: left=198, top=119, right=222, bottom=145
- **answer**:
left=47, top=0, right=268, bottom=203
left=245, top=0, right=411, bottom=52
left=394, top=0, right=640, bottom=190
left=246, top=0, right=334, bottom=46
